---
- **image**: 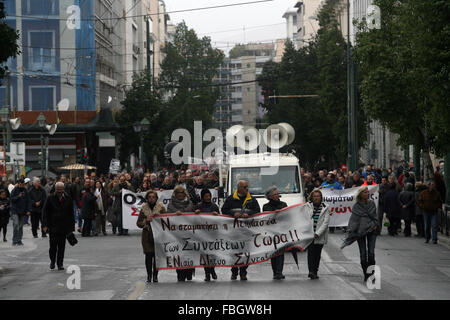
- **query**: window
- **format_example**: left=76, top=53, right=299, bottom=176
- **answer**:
left=23, top=0, right=58, bottom=15
left=293, top=15, right=297, bottom=25
left=29, top=86, right=55, bottom=110
left=28, top=31, right=55, bottom=71
left=231, top=166, right=300, bottom=195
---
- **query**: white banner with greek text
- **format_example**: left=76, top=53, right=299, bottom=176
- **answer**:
left=322, top=185, right=379, bottom=227
left=150, top=204, right=315, bottom=270
left=122, top=189, right=219, bottom=230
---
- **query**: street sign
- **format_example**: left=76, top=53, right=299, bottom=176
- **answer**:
left=9, top=142, right=25, bottom=166
left=109, top=159, right=120, bottom=174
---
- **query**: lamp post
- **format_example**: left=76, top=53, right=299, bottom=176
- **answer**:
left=133, top=118, right=150, bottom=168
left=36, top=112, right=57, bottom=178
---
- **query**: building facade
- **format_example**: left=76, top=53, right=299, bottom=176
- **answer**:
left=0, top=0, right=166, bottom=177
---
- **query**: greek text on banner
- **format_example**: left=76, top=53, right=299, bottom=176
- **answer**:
left=150, top=204, right=315, bottom=270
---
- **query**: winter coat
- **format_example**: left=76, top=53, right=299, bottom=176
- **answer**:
left=42, top=192, right=75, bottom=235
left=136, top=201, right=166, bottom=254
left=81, top=189, right=97, bottom=220
left=29, top=186, right=47, bottom=214
left=0, top=197, right=10, bottom=226
left=195, top=201, right=220, bottom=213
left=10, top=186, right=32, bottom=216
left=345, top=200, right=378, bottom=244
left=262, top=199, right=287, bottom=212
left=305, top=202, right=331, bottom=245
left=221, top=190, right=261, bottom=217
left=415, top=185, right=428, bottom=216
left=378, top=183, right=389, bottom=213
left=167, top=195, right=194, bottom=213
left=398, top=190, right=415, bottom=220
left=384, top=187, right=401, bottom=219
left=418, top=189, right=443, bottom=213
left=95, top=188, right=111, bottom=216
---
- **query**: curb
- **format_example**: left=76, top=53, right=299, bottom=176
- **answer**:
left=411, top=224, right=450, bottom=249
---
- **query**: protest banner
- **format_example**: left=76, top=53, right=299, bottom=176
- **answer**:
left=322, top=185, right=379, bottom=227
left=150, top=204, right=314, bottom=270
left=122, top=189, right=219, bottom=230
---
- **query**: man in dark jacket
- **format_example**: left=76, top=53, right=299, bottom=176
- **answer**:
left=418, top=180, right=443, bottom=244
left=262, top=186, right=287, bottom=280
left=376, top=177, right=389, bottom=235
left=42, top=182, right=74, bottom=270
left=112, top=176, right=134, bottom=235
left=81, top=179, right=97, bottom=237
left=10, top=179, right=32, bottom=246
left=29, top=178, right=47, bottom=238
left=222, top=180, right=261, bottom=281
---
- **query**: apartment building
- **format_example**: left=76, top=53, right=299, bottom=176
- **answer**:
left=0, top=0, right=165, bottom=175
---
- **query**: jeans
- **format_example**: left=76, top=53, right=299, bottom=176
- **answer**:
left=357, top=231, right=377, bottom=266
left=307, top=243, right=324, bottom=275
left=74, top=202, right=82, bottom=229
left=12, top=214, right=24, bottom=244
left=423, top=211, right=438, bottom=242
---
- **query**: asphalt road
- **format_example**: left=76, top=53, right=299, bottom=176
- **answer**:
left=1, top=221, right=449, bottom=300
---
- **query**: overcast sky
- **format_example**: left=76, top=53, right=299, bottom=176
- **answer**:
left=162, top=0, right=294, bottom=55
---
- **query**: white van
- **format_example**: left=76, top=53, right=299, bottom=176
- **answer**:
left=224, top=153, right=305, bottom=209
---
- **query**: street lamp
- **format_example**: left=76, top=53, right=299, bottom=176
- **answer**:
left=36, top=112, right=57, bottom=178
left=133, top=118, right=150, bottom=168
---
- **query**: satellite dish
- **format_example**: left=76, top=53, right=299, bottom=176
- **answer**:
left=10, top=118, right=21, bottom=130
left=46, top=124, right=57, bottom=135
left=57, top=98, right=70, bottom=111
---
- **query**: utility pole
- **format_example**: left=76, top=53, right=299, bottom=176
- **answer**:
left=5, top=70, right=11, bottom=164
left=346, top=0, right=352, bottom=171
left=347, top=0, right=358, bottom=171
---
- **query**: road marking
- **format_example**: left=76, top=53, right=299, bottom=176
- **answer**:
left=127, top=281, right=146, bottom=300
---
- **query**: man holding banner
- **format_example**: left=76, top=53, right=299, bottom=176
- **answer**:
left=221, top=180, right=261, bottom=281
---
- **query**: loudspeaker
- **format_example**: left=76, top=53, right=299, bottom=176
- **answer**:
left=9, top=118, right=21, bottom=130
left=263, top=122, right=295, bottom=149
left=46, top=124, right=57, bottom=135
left=236, top=126, right=259, bottom=151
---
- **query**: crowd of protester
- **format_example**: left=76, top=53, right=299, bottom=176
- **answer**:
left=0, top=159, right=446, bottom=282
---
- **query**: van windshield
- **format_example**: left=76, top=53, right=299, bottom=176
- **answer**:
left=230, top=166, right=301, bottom=195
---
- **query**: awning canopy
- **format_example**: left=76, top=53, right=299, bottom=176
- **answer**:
left=58, top=163, right=97, bottom=170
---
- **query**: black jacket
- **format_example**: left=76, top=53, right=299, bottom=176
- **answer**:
left=81, top=189, right=97, bottom=220
left=29, top=186, right=47, bottom=214
left=262, top=199, right=287, bottom=212
left=221, top=192, right=261, bottom=217
left=42, top=192, right=75, bottom=235
left=10, top=186, right=31, bottom=215
left=195, top=201, right=220, bottom=213
left=0, top=197, right=10, bottom=225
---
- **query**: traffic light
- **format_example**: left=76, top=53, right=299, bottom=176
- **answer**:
left=82, top=151, right=88, bottom=164
left=76, top=149, right=83, bottom=163
left=38, top=151, right=45, bottom=167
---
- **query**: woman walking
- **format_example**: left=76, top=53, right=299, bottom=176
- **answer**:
left=305, top=188, right=330, bottom=280
left=342, top=186, right=379, bottom=282
left=0, top=189, right=10, bottom=242
left=262, top=186, right=288, bottom=280
left=167, top=185, right=195, bottom=282
left=94, top=181, right=110, bottom=236
left=195, top=189, right=220, bottom=281
left=137, top=190, right=166, bottom=283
